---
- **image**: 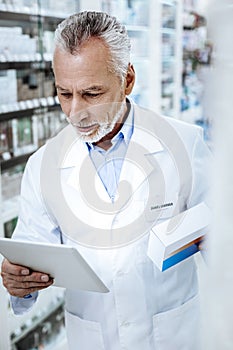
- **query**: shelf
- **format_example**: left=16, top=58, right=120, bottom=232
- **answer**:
left=161, top=0, right=177, bottom=6
left=131, top=57, right=149, bottom=66
left=43, top=329, right=68, bottom=350
left=126, top=25, right=149, bottom=32
left=0, top=59, right=51, bottom=71
left=0, top=10, right=40, bottom=22
left=11, top=295, right=65, bottom=345
left=0, top=106, right=40, bottom=121
left=0, top=152, right=34, bottom=171
left=0, top=97, right=61, bottom=122
left=162, top=56, right=175, bottom=63
left=0, top=10, right=66, bottom=25
left=161, top=27, right=176, bottom=35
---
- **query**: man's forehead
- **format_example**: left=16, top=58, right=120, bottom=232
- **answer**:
left=53, top=40, right=120, bottom=91
left=53, top=48, right=113, bottom=79
left=54, top=38, right=111, bottom=59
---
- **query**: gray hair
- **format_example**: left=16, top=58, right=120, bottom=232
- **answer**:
left=54, top=11, right=131, bottom=81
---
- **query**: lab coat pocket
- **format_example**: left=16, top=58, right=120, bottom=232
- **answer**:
left=65, top=310, right=105, bottom=350
left=152, top=294, right=200, bottom=350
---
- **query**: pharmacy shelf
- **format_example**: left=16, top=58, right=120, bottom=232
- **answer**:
left=0, top=4, right=74, bottom=348
left=160, top=0, right=183, bottom=117
left=6, top=287, right=66, bottom=347
left=181, top=8, right=210, bottom=124
left=11, top=295, right=65, bottom=346
left=162, top=0, right=177, bottom=6
left=1, top=152, right=33, bottom=171
left=0, top=59, right=51, bottom=70
left=0, top=10, right=66, bottom=25
left=0, top=10, right=40, bottom=22
left=45, top=330, right=68, bottom=350
left=161, top=27, right=176, bottom=35
left=0, top=97, right=61, bottom=122
left=0, top=107, right=37, bottom=121
left=126, top=25, right=149, bottom=32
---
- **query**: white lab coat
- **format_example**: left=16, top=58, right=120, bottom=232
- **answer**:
left=12, top=103, right=211, bottom=349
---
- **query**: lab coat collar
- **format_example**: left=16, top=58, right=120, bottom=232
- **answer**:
left=59, top=102, right=164, bottom=169
left=131, top=101, right=164, bottom=154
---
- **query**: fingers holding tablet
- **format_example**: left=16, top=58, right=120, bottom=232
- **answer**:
left=1, top=259, right=53, bottom=298
left=0, top=238, right=109, bottom=292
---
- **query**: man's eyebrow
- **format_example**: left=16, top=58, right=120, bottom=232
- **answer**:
left=81, top=86, right=104, bottom=92
left=55, top=85, right=104, bottom=92
left=55, top=85, right=69, bottom=91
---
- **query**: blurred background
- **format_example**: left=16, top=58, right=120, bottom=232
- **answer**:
left=0, top=0, right=232, bottom=349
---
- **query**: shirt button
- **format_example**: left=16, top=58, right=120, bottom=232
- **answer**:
left=121, top=321, right=131, bottom=328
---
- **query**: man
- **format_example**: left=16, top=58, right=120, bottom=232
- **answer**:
left=1, top=11, right=211, bottom=350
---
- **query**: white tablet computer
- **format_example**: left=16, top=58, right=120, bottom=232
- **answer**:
left=0, top=238, right=109, bottom=293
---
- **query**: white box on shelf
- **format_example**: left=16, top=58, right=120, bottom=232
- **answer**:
left=147, top=202, right=211, bottom=271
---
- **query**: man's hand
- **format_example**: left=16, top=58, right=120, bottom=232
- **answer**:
left=1, top=259, right=53, bottom=298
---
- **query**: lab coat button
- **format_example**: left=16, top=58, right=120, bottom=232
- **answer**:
left=113, top=217, right=119, bottom=225
left=121, top=321, right=131, bottom=328
left=116, top=270, right=124, bottom=277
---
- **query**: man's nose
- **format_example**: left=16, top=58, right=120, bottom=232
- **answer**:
left=69, top=97, right=89, bottom=122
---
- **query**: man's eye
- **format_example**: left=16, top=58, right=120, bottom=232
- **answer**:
left=60, top=93, right=72, bottom=99
left=84, top=93, right=102, bottom=98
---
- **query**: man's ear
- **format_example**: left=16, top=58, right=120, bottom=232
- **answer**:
left=125, top=64, right=135, bottom=95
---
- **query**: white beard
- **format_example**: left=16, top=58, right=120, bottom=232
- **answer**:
left=76, top=101, right=126, bottom=143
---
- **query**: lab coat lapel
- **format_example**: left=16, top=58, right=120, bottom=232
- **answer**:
left=110, top=105, right=166, bottom=244
left=58, top=126, right=112, bottom=204
left=119, top=104, right=164, bottom=194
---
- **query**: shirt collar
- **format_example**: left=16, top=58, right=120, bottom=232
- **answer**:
left=112, top=99, right=134, bottom=145
left=59, top=99, right=164, bottom=169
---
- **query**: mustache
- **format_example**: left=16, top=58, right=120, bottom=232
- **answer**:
left=68, top=113, right=111, bottom=127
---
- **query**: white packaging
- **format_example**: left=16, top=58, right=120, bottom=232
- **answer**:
left=147, top=202, right=211, bottom=271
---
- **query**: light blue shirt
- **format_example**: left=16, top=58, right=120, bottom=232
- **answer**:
left=86, top=103, right=134, bottom=202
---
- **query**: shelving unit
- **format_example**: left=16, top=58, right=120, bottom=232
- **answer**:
left=0, top=1, right=79, bottom=348
left=160, top=0, right=183, bottom=117
left=0, top=4, right=69, bottom=222
left=100, top=0, right=211, bottom=123
left=181, top=4, right=212, bottom=130
left=100, top=0, right=183, bottom=117
left=9, top=288, right=66, bottom=349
